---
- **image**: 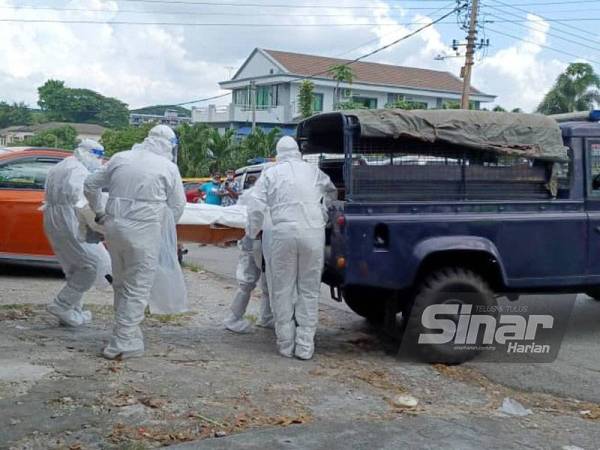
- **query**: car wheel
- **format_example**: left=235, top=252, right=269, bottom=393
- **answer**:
left=403, top=267, right=497, bottom=364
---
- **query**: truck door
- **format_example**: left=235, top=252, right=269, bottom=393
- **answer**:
left=585, top=139, right=600, bottom=280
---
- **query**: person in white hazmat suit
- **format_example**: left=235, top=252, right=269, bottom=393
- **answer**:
left=84, top=125, right=187, bottom=360
left=223, top=188, right=274, bottom=333
left=44, top=139, right=112, bottom=327
left=246, top=136, right=337, bottom=359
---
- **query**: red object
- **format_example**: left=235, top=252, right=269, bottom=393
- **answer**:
left=0, top=148, right=71, bottom=264
left=336, top=215, right=346, bottom=227
left=184, top=183, right=202, bottom=203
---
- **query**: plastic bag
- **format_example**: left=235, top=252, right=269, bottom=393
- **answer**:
left=498, top=397, right=532, bottom=417
left=148, top=210, right=188, bottom=314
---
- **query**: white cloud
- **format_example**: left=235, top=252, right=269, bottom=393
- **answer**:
left=471, top=15, right=566, bottom=111
left=0, top=1, right=571, bottom=112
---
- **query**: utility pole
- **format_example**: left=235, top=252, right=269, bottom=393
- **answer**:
left=460, top=0, right=479, bottom=109
left=250, top=80, right=257, bottom=132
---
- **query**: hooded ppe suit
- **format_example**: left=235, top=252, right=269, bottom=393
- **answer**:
left=84, top=125, right=187, bottom=359
left=246, top=136, right=337, bottom=359
left=223, top=188, right=273, bottom=333
left=44, top=139, right=111, bottom=327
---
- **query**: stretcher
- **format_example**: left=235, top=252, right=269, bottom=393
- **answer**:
left=176, top=203, right=246, bottom=245
left=176, top=223, right=244, bottom=245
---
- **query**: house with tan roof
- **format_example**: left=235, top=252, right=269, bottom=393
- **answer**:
left=0, top=122, right=107, bottom=146
left=192, top=48, right=496, bottom=134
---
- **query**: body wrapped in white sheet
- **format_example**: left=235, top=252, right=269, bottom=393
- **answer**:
left=177, top=203, right=247, bottom=229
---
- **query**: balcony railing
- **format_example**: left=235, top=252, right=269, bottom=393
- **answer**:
left=192, top=104, right=289, bottom=124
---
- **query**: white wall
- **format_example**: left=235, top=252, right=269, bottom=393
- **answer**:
left=234, top=51, right=283, bottom=80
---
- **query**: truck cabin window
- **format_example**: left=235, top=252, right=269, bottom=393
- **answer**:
left=590, top=143, right=600, bottom=191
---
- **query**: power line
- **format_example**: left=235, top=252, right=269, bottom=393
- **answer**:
left=258, top=5, right=464, bottom=84
left=334, top=0, right=459, bottom=58
left=486, top=17, right=600, bottom=22
left=483, top=12, right=600, bottom=54
left=487, top=0, right=588, bottom=36
left=491, top=0, right=600, bottom=4
left=106, top=0, right=453, bottom=9
left=176, top=5, right=463, bottom=105
left=0, top=5, right=454, bottom=15
left=485, top=26, right=600, bottom=66
left=482, top=3, right=600, bottom=56
left=0, top=18, right=456, bottom=26
left=174, top=92, right=231, bottom=106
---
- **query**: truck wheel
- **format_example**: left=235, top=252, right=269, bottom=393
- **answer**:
left=404, top=267, right=497, bottom=365
left=342, top=286, right=387, bottom=324
left=585, top=289, right=600, bottom=301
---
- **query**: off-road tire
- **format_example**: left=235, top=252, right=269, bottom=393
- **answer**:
left=342, top=286, right=388, bottom=324
left=404, top=267, right=497, bottom=364
left=585, top=288, right=600, bottom=301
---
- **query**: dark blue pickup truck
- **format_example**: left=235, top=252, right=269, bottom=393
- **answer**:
left=297, top=109, right=600, bottom=362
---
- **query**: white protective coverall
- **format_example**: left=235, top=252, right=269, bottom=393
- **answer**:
left=223, top=189, right=273, bottom=333
left=247, top=136, right=337, bottom=359
left=44, top=139, right=112, bottom=327
left=84, top=125, right=187, bottom=359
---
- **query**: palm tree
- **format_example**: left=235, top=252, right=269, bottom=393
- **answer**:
left=208, top=128, right=240, bottom=172
left=242, top=127, right=281, bottom=160
left=177, top=122, right=213, bottom=177
left=537, top=63, right=600, bottom=115
left=328, top=64, right=354, bottom=109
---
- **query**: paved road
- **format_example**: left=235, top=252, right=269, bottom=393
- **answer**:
left=185, top=244, right=600, bottom=403
left=2, top=253, right=599, bottom=449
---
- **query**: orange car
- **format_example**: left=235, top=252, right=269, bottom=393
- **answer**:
left=0, top=147, right=71, bottom=265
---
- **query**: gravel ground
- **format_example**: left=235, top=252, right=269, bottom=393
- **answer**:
left=1, top=262, right=600, bottom=449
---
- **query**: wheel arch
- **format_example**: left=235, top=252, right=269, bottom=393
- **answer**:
left=412, top=236, right=508, bottom=291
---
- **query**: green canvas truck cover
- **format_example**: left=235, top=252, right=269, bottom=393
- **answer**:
left=347, top=109, right=569, bottom=163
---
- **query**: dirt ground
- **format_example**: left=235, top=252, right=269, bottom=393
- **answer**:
left=1, top=264, right=600, bottom=450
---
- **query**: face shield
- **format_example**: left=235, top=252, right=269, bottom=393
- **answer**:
left=90, top=146, right=105, bottom=160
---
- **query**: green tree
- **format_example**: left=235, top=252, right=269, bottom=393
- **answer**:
left=511, top=107, right=523, bottom=113
left=439, top=100, right=479, bottom=110
left=0, top=102, right=33, bottom=128
left=492, top=105, right=506, bottom=112
left=298, top=80, right=315, bottom=119
left=37, top=79, right=129, bottom=128
left=385, top=100, right=428, bottom=110
left=100, top=123, right=154, bottom=156
left=177, top=122, right=213, bottom=177
left=208, top=128, right=242, bottom=172
left=329, top=64, right=354, bottom=110
left=537, top=63, right=600, bottom=114
left=24, top=125, right=78, bottom=149
left=241, top=127, right=281, bottom=160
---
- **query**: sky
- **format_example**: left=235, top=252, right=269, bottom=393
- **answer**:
left=0, top=0, right=596, bottom=112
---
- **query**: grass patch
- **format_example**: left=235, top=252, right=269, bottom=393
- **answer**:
left=182, top=261, right=203, bottom=273
left=0, top=304, right=35, bottom=320
left=145, top=311, right=197, bottom=326
left=0, top=303, right=34, bottom=310
left=86, top=304, right=114, bottom=320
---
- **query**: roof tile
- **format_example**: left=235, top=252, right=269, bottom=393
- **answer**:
left=263, top=49, right=485, bottom=96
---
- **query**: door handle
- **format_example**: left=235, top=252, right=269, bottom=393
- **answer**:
left=595, top=226, right=600, bottom=233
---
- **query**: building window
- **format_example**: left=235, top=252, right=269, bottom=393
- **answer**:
left=312, top=93, right=324, bottom=112
left=233, top=88, right=249, bottom=106
left=352, top=96, right=378, bottom=109
left=256, top=86, right=271, bottom=108
left=387, top=93, right=404, bottom=104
